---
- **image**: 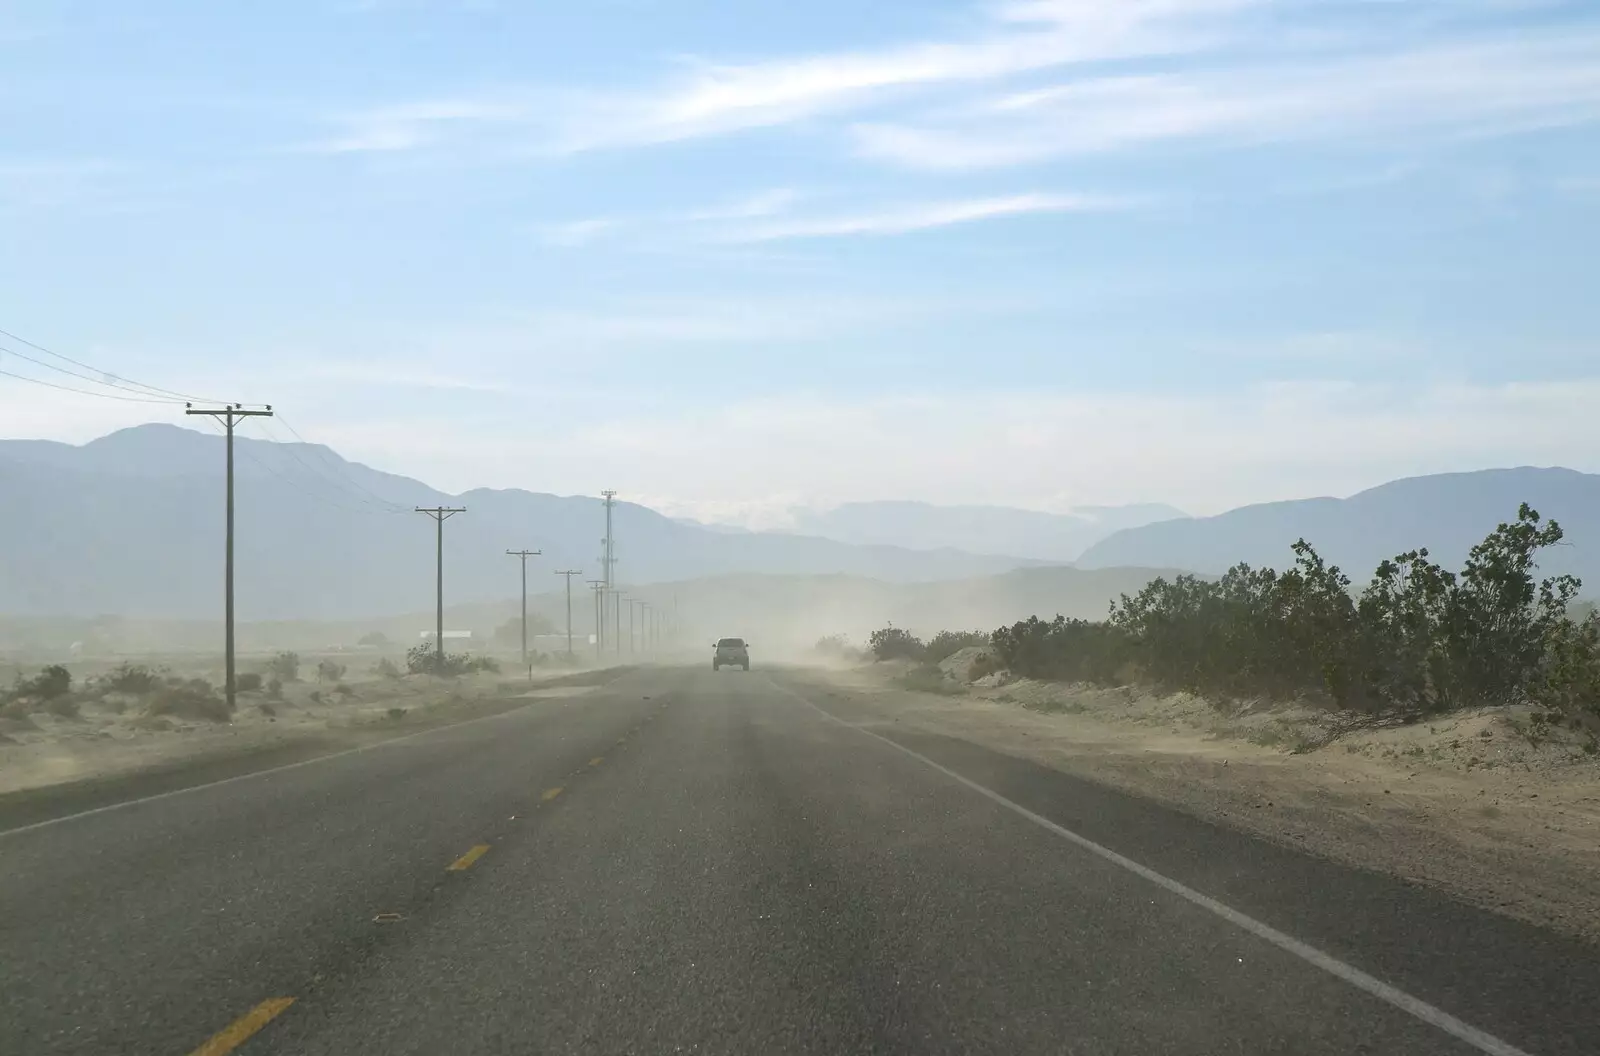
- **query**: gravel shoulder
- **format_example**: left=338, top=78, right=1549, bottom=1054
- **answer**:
left=808, top=657, right=1600, bottom=945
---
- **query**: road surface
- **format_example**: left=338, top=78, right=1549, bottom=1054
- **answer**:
left=2, top=666, right=1595, bottom=1055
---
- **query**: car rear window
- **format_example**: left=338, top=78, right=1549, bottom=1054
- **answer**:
left=717, top=638, right=745, bottom=648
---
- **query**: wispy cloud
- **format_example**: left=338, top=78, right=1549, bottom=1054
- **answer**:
left=722, top=191, right=1126, bottom=241
left=306, top=99, right=525, bottom=153
left=852, top=30, right=1600, bottom=168
left=544, top=0, right=1259, bottom=152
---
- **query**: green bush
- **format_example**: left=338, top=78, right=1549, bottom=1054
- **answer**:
left=316, top=659, right=347, bottom=683
left=236, top=672, right=263, bottom=693
left=986, top=504, right=1599, bottom=725
left=265, top=652, right=301, bottom=682
left=105, top=663, right=160, bottom=694
left=148, top=679, right=231, bottom=722
left=924, top=630, right=991, bottom=665
left=18, top=665, right=73, bottom=701
left=373, top=657, right=402, bottom=680
left=266, top=677, right=283, bottom=700
left=868, top=626, right=924, bottom=661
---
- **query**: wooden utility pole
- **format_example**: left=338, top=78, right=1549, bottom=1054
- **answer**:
left=554, top=570, right=583, bottom=657
left=506, top=548, right=542, bottom=668
left=416, top=507, right=466, bottom=668
left=185, top=402, right=273, bottom=713
left=587, top=580, right=605, bottom=661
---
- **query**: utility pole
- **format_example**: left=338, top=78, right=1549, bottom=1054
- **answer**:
left=612, top=590, right=624, bottom=654
left=506, top=549, right=542, bottom=670
left=554, top=570, right=582, bottom=657
left=601, top=491, right=620, bottom=653
left=186, top=402, right=274, bottom=714
left=416, top=507, right=467, bottom=667
left=587, top=580, right=605, bottom=661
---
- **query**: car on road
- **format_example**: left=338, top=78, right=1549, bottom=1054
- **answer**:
left=713, top=637, right=750, bottom=671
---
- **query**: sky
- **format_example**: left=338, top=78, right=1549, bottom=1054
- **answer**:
left=2, top=0, right=1598, bottom=526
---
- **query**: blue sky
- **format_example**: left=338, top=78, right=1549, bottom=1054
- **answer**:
left=2, top=0, right=1598, bottom=523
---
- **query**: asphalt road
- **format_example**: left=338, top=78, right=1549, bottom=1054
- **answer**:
left=2, top=666, right=1596, bottom=1055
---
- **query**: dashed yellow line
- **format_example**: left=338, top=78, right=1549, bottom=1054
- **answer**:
left=188, top=998, right=295, bottom=1056
left=541, top=786, right=564, bottom=802
left=589, top=756, right=604, bottom=767
left=447, top=844, right=491, bottom=872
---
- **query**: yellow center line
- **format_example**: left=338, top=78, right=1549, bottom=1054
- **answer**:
left=188, top=998, right=295, bottom=1056
left=447, top=844, right=491, bottom=871
left=589, top=756, right=604, bottom=767
left=541, top=786, right=564, bottom=801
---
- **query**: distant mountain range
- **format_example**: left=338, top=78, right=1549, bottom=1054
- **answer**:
left=0, top=425, right=1045, bottom=621
left=1078, top=468, right=1600, bottom=590
left=780, top=500, right=1188, bottom=563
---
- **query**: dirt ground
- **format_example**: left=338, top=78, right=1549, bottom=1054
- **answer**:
left=0, top=663, right=607, bottom=797
left=815, top=651, right=1600, bottom=945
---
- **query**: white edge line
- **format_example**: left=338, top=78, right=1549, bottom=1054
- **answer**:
left=0, top=672, right=636, bottom=840
left=779, top=680, right=1537, bottom=1056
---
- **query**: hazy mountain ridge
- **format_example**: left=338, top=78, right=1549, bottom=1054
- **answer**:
left=0, top=425, right=1043, bottom=621
left=781, top=499, right=1189, bottom=562
left=1078, top=467, right=1600, bottom=590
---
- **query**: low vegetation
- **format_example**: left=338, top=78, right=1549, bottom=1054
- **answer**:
left=871, top=504, right=1600, bottom=739
left=405, top=643, right=501, bottom=677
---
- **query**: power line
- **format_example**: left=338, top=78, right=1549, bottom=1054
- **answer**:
left=272, top=413, right=410, bottom=513
left=0, top=364, right=186, bottom=404
left=244, top=417, right=405, bottom=514
left=0, top=339, right=202, bottom=403
left=0, top=325, right=241, bottom=405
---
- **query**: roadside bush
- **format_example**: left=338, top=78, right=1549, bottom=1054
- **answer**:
left=405, top=643, right=493, bottom=677
left=236, top=672, right=263, bottom=693
left=265, top=651, right=301, bottom=682
left=15, top=665, right=73, bottom=701
left=373, top=657, right=402, bottom=680
left=147, top=679, right=231, bottom=722
left=266, top=677, right=283, bottom=700
left=334, top=682, right=355, bottom=698
left=316, top=659, right=347, bottom=683
left=924, top=630, right=991, bottom=665
left=868, top=625, right=925, bottom=662
left=46, top=694, right=81, bottom=719
left=105, top=662, right=160, bottom=694
left=987, top=503, right=1599, bottom=725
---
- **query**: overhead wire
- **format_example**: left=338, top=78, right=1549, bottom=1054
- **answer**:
left=0, top=364, right=187, bottom=404
left=246, top=417, right=408, bottom=514
left=0, top=325, right=250, bottom=406
left=196, top=415, right=379, bottom=516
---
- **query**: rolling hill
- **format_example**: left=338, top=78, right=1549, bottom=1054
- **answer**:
left=1077, top=468, right=1600, bottom=589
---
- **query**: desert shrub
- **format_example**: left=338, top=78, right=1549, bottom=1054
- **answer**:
left=236, top=672, right=263, bottom=693
left=993, top=616, right=1131, bottom=685
left=308, top=689, right=325, bottom=705
left=316, top=659, right=347, bottom=683
left=334, top=682, right=355, bottom=698
left=105, top=662, right=160, bottom=694
left=266, top=677, right=283, bottom=700
left=406, top=643, right=495, bottom=677
left=989, top=504, right=1597, bottom=723
left=148, top=679, right=231, bottom=722
left=13, top=665, right=73, bottom=702
left=46, top=694, right=81, bottom=718
left=924, top=630, right=991, bottom=665
left=868, top=625, right=925, bottom=662
left=373, top=657, right=402, bottom=680
left=265, top=651, right=301, bottom=682
left=468, top=655, right=501, bottom=674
